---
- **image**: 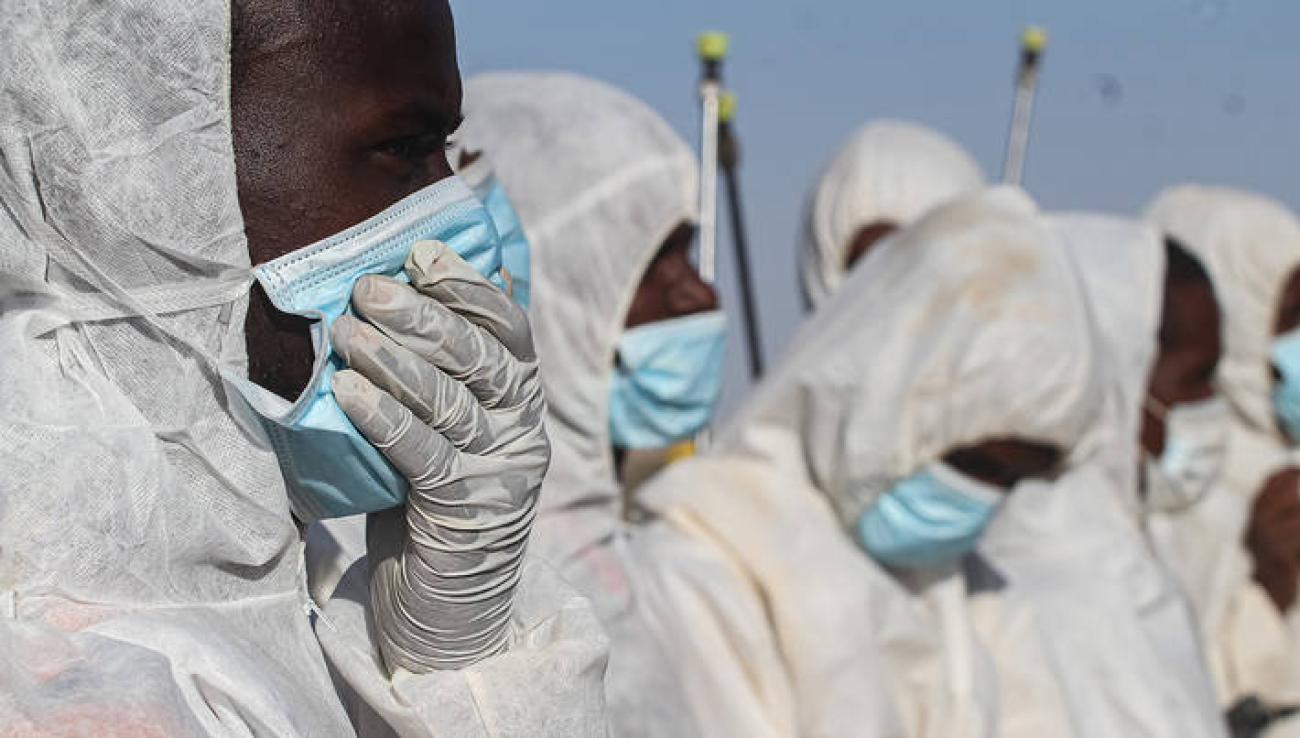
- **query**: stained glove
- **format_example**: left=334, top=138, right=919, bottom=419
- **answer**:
left=331, top=239, right=549, bottom=673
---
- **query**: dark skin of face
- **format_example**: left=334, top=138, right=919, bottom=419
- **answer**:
left=1274, top=267, right=1300, bottom=338
left=843, top=221, right=899, bottom=271
left=942, top=438, right=1062, bottom=490
left=231, top=0, right=462, bottom=400
left=1247, top=467, right=1300, bottom=613
left=1139, top=278, right=1222, bottom=458
left=624, top=222, right=719, bottom=329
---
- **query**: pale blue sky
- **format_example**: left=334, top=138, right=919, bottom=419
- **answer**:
left=454, top=0, right=1299, bottom=415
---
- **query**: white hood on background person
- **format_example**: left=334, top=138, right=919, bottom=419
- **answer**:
left=799, top=120, right=985, bottom=309
left=458, top=71, right=701, bottom=737
left=1052, top=214, right=1165, bottom=488
left=459, top=71, right=697, bottom=547
left=1148, top=185, right=1300, bottom=441
left=632, top=188, right=1107, bottom=737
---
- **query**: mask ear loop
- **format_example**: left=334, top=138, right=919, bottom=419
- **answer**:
left=1137, top=393, right=1216, bottom=515
left=1143, top=394, right=1170, bottom=422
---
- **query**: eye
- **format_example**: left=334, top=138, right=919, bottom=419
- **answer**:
left=376, top=132, right=446, bottom=163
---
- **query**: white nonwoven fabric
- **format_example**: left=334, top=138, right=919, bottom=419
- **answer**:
left=315, top=556, right=611, bottom=738
left=1149, top=185, right=1300, bottom=438
left=799, top=120, right=986, bottom=309
left=0, top=1, right=351, bottom=734
left=1147, top=185, right=1300, bottom=715
left=632, top=188, right=1112, bottom=737
left=1, top=4, right=610, bottom=736
left=455, top=71, right=702, bottom=737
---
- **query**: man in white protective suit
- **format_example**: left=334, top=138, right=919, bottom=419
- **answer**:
left=799, top=120, right=985, bottom=310
left=451, top=71, right=728, bottom=737
left=1147, top=185, right=1300, bottom=735
left=972, top=212, right=1228, bottom=737
left=0, top=1, right=609, bottom=735
left=627, top=188, right=1225, bottom=737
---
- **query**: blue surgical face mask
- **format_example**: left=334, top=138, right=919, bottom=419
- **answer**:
left=609, top=310, right=727, bottom=449
left=1272, top=327, right=1300, bottom=443
left=224, top=176, right=503, bottom=522
left=856, top=462, right=1003, bottom=569
left=470, top=171, right=531, bottom=310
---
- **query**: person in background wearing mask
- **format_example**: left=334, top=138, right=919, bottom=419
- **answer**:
left=627, top=188, right=1213, bottom=737
left=1148, top=185, right=1300, bottom=731
left=973, top=213, right=1224, bottom=736
left=1138, top=238, right=1226, bottom=514
left=455, top=72, right=722, bottom=737
left=799, top=120, right=985, bottom=310
left=0, top=0, right=608, bottom=734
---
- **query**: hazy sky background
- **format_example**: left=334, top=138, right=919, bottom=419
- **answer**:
left=455, top=0, right=1299, bottom=416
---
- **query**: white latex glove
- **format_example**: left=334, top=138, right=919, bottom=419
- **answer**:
left=331, top=239, right=548, bottom=674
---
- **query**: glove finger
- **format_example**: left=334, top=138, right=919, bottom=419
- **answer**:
left=334, top=369, right=456, bottom=488
left=333, top=315, right=493, bottom=452
left=350, top=275, right=524, bottom=409
left=405, top=240, right=535, bottom=361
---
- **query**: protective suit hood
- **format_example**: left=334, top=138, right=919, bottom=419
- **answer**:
left=0, top=2, right=349, bottom=733
left=459, top=70, right=697, bottom=551
left=458, top=72, right=700, bottom=737
left=800, top=120, right=986, bottom=309
left=753, top=186, right=1096, bottom=527
left=1051, top=213, right=1164, bottom=503
left=1147, top=184, right=1300, bottom=438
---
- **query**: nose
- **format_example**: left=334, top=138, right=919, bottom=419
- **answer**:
left=667, top=270, right=719, bottom=318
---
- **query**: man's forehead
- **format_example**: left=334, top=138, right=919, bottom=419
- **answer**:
left=233, top=0, right=454, bottom=62
left=232, top=0, right=314, bottom=60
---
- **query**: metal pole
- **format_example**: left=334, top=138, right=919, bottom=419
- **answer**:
left=696, top=32, right=727, bottom=284
left=692, top=32, right=729, bottom=451
left=717, top=93, right=765, bottom=378
left=1001, top=26, right=1047, bottom=186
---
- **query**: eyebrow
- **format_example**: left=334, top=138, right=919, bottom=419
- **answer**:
left=394, top=96, right=460, bottom=126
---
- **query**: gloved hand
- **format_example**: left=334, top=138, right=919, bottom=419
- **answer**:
left=331, top=239, right=549, bottom=673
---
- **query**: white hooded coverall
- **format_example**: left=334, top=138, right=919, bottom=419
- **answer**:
left=0, top=5, right=607, bottom=736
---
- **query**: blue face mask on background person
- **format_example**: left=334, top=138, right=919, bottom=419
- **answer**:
left=1272, top=327, right=1300, bottom=443
left=470, top=171, right=531, bottom=309
left=856, top=461, right=1003, bottom=569
left=609, top=310, right=727, bottom=449
left=224, top=176, right=503, bottom=522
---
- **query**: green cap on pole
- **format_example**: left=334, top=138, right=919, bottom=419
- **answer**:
left=718, top=92, right=737, bottom=124
left=697, top=32, right=729, bottom=62
left=1020, top=26, right=1048, bottom=54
